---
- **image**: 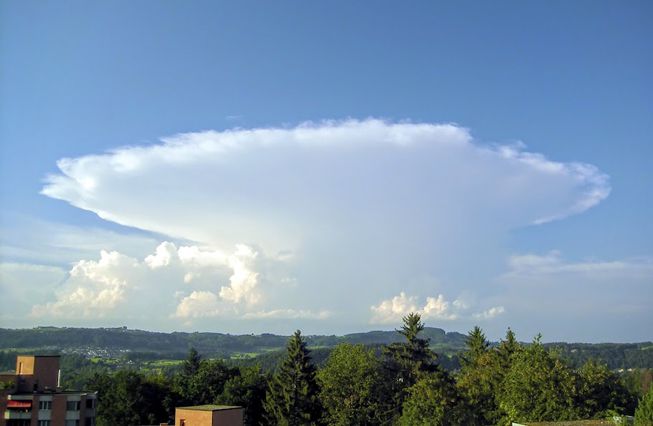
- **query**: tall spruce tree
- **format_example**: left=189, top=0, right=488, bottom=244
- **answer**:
left=382, top=313, right=442, bottom=421
left=183, top=347, right=201, bottom=376
left=461, top=326, right=490, bottom=367
left=496, top=327, right=519, bottom=370
left=263, top=330, right=323, bottom=425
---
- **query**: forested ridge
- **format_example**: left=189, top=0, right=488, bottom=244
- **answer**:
left=2, top=318, right=652, bottom=425
left=1, top=326, right=651, bottom=371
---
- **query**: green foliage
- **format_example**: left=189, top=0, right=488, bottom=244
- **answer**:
left=635, top=385, right=653, bottom=425
left=88, top=370, right=171, bottom=426
left=189, top=359, right=238, bottom=405
left=216, top=366, right=267, bottom=426
left=623, top=368, right=653, bottom=399
left=497, top=328, right=520, bottom=370
left=183, top=347, right=201, bottom=376
left=382, top=313, right=442, bottom=422
left=318, top=343, right=388, bottom=425
left=399, top=373, right=473, bottom=426
left=498, top=335, right=580, bottom=424
left=457, top=350, right=503, bottom=425
left=263, top=330, right=323, bottom=425
left=461, top=326, right=490, bottom=367
left=577, top=359, right=637, bottom=418
left=456, top=327, right=520, bottom=425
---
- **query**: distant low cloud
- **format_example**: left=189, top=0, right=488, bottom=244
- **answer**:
left=504, top=251, right=653, bottom=278
left=29, top=242, right=316, bottom=323
left=370, top=291, right=504, bottom=324
left=496, top=252, right=653, bottom=340
left=242, top=309, right=332, bottom=320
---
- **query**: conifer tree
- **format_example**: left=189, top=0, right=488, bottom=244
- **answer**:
left=497, top=327, right=519, bottom=370
left=384, top=313, right=440, bottom=384
left=457, top=326, right=500, bottom=425
left=382, top=313, right=443, bottom=421
left=461, top=326, right=490, bottom=367
left=183, top=347, right=201, bottom=376
left=263, top=330, right=323, bottom=425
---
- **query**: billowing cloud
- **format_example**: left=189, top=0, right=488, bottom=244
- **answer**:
left=29, top=242, right=313, bottom=323
left=370, top=292, right=504, bottom=324
left=32, top=250, right=133, bottom=317
left=174, top=291, right=221, bottom=319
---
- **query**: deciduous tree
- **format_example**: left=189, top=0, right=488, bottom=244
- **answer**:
left=318, top=343, right=387, bottom=425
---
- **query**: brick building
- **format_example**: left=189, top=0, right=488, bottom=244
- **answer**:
left=0, top=355, right=97, bottom=426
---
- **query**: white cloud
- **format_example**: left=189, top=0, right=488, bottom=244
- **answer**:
left=174, top=291, right=221, bottom=319
left=41, top=119, right=609, bottom=251
left=31, top=250, right=133, bottom=318
left=33, top=119, right=619, bottom=333
left=242, top=309, right=332, bottom=320
left=503, top=251, right=653, bottom=280
left=27, top=242, right=310, bottom=322
left=370, top=291, right=504, bottom=324
left=219, top=244, right=260, bottom=305
left=473, top=306, right=506, bottom=320
left=370, top=292, right=419, bottom=324
left=496, top=252, right=653, bottom=340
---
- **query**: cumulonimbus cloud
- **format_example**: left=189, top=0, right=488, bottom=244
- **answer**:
left=42, top=119, right=609, bottom=250
left=36, top=119, right=613, bottom=329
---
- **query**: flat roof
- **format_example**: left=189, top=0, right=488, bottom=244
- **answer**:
left=177, top=405, right=242, bottom=411
left=17, top=354, right=61, bottom=358
left=9, top=391, right=98, bottom=396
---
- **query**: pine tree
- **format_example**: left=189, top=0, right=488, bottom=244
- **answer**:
left=497, top=327, right=519, bottom=370
left=382, top=313, right=442, bottom=421
left=461, top=326, right=490, bottom=367
left=384, top=313, right=440, bottom=383
left=183, top=347, right=201, bottom=376
left=263, top=330, right=323, bottom=425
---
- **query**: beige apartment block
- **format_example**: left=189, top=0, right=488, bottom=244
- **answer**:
left=0, top=355, right=97, bottom=426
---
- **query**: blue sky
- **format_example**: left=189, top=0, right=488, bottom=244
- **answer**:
left=1, top=1, right=651, bottom=341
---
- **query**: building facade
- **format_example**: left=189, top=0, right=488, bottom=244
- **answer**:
left=0, top=355, right=97, bottom=426
left=174, top=405, right=243, bottom=426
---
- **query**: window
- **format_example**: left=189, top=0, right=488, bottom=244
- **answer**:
left=84, top=418, right=95, bottom=426
left=39, top=400, right=52, bottom=410
left=85, top=398, right=95, bottom=409
left=38, top=421, right=51, bottom=426
left=65, top=420, right=79, bottom=426
left=66, top=400, right=80, bottom=411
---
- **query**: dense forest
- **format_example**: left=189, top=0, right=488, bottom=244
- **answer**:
left=3, top=316, right=652, bottom=425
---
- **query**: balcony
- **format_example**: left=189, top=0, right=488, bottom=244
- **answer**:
left=3, top=410, right=32, bottom=420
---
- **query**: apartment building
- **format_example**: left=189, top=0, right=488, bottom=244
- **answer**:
left=0, top=355, right=97, bottom=426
